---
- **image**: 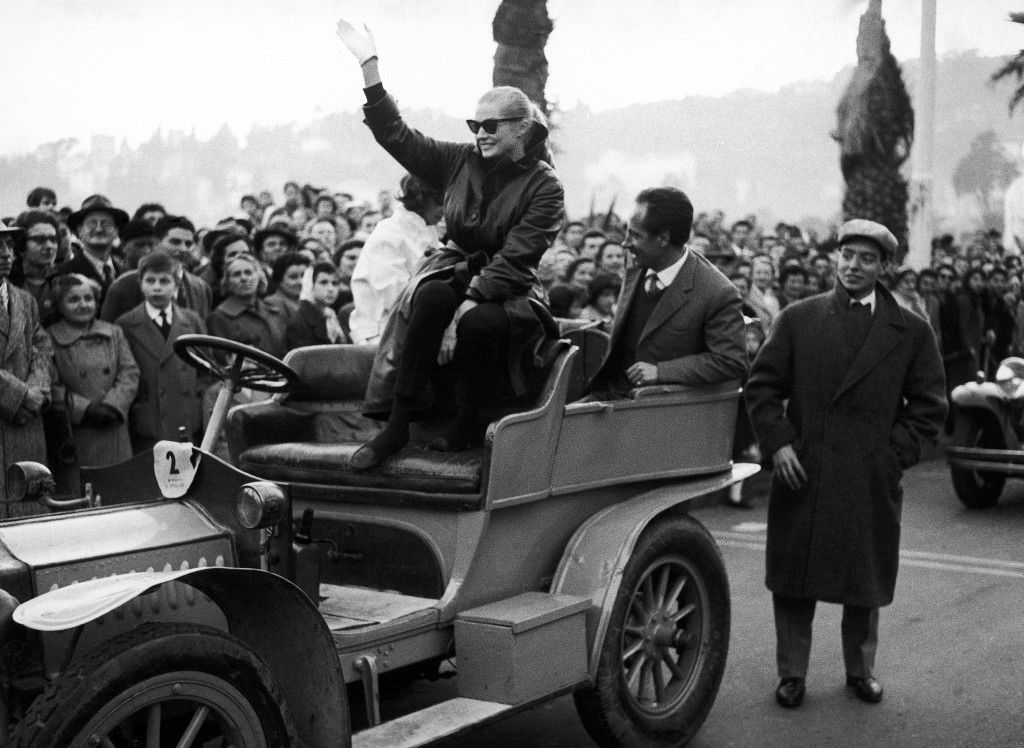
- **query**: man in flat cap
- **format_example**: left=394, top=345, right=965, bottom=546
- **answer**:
left=746, top=219, right=946, bottom=708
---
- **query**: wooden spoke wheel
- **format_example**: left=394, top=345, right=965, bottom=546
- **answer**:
left=13, top=624, right=293, bottom=747
left=574, top=515, right=730, bottom=747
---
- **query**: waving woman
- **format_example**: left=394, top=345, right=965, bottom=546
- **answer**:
left=336, top=19, right=565, bottom=470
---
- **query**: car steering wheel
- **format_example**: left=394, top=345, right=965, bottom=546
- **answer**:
left=174, top=334, right=300, bottom=393
left=174, top=334, right=301, bottom=453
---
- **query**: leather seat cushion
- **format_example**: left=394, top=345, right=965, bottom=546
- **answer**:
left=238, top=442, right=485, bottom=494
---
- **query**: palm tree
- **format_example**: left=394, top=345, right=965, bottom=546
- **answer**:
left=492, top=0, right=553, bottom=114
left=991, top=12, right=1024, bottom=113
left=833, top=0, right=914, bottom=259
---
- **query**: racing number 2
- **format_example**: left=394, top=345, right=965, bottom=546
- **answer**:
left=166, top=451, right=180, bottom=475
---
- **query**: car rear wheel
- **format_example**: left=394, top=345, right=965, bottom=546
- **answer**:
left=573, top=514, right=730, bottom=747
left=951, top=417, right=1006, bottom=509
left=12, top=623, right=294, bottom=747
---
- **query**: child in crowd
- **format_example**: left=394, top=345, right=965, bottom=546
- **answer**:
left=115, top=251, right=206, bottom=451
left=48, top=274, right=139, bottom=476
left=548, top=283, right=587, bottom=319
left=286, top=262, right=349, bottom=349
left=728, top=317, right=767, bottom=507
left=580, top=273, right=621, bottom=330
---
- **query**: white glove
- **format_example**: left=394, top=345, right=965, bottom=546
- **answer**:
left=336, top=19, right=377, bottom=65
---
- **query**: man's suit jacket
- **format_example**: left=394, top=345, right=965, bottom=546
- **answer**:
left=115, top=303, right=206, bottom=444
left=593, top=251, right=747, bottom=388
left=53, top=251, right=121, bottom=298
left=100, top=270, right=213, bottom=323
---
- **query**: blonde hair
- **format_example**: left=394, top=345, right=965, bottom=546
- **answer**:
left=477, top=86, right=531, bottom=120
left=221, top=253, right=268, bottom=298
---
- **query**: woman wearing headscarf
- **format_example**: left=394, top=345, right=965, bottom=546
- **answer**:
left=206, top=254, right=288, bottom=360
left=336, top=19, right=565, bottom=469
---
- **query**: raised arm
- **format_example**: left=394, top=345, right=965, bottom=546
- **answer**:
left=336, top=18, right=465, bottom=189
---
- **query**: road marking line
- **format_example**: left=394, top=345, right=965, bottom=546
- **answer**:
left=713, top=536, right=1024, bottom=580
left=729, top=522, right=768, bottom=533
left=900, top=550, right=1024, bottom=571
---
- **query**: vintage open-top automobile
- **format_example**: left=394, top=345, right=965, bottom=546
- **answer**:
left=0, top=331, right=754, bottom=747
left=946, top=356, right=1024, bottom=509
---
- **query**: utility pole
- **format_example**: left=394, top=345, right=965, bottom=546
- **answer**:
left=907, top=0, right=937, bottom=269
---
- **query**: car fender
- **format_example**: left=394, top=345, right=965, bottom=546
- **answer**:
left=951, top=382, right=1020, bottom=449
left=15, top=567, right=349, bottom=748
left=951, top=381, right=1004, bottom=411
left=550, top=463, right=758, bottom=678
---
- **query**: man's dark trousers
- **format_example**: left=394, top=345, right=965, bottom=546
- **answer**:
left=773, top=595, right=879, bottom=678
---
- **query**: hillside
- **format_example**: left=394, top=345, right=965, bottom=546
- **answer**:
left=3, top=51, right=1023, bottom=230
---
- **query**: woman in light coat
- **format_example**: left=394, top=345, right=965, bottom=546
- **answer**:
left=48, top=274, right=139, bottom=468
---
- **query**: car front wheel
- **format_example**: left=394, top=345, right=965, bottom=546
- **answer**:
left=573, top=514, right=730, bottom=747
left=951, top=417, right=1006, bottom=509
left=13, top=622, right=294, bottom=747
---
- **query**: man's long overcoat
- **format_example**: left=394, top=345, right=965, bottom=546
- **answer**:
left=0, top=284, right=50, bottom=516
left=745, top=284, right=947, bottom=607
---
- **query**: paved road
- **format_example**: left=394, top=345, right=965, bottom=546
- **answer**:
left=417, top=456, right=1024, bottom=746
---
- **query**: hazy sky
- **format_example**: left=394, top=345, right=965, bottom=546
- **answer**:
left=1, top=0, right=1022, bottom=155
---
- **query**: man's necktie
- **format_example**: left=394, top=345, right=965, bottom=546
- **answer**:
left=103, top=263, right=114, bottom=288
left=0, top=282, right=8, bottom=325
left=158, top=310, right=171, bottom=339
left=646, top=274, right=661, bottom=295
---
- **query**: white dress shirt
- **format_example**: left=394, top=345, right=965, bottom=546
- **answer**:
left=851, top=288, right=876, bottom=314
left=145, top=301, right=173, bottom=325
left=644, top=247, right=690, bottom=293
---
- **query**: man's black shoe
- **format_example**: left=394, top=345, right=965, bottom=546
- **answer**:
left=775, top=677, right=805, bottom=707
left=846, top=675, right=884, bottom=703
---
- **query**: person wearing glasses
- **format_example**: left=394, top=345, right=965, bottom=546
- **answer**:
left=57, top=195, right=128, bottom=304
left=335, top=19, right=565, bottom=471
left=10, top=210, right=61, bottom=322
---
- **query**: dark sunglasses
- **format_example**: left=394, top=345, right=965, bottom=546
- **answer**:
left=466, top=117, right=521, bottom=135
left=938, top=273, right=955, bottom=279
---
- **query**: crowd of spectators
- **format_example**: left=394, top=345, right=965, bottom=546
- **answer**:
left=1, top=180, right=1019, bottom=503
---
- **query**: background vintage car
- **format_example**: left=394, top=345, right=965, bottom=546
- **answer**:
left=947, top=356, right=1024, bottom=509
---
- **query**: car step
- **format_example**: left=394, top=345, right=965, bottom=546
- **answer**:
left=352, top=697, right=512, bottom=748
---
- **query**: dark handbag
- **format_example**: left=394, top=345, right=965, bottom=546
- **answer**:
left=42, top=392, right=78, bottom=466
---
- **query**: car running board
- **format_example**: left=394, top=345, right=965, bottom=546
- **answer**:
left=352, top=697, right=512, bottom=748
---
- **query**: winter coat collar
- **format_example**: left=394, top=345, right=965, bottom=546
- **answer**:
left=216, top=296, right=282, bottom=319
left=48, top=319, right=116, bottom=347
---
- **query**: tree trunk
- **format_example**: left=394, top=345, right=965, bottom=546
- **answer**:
left=833, top=0, right=914, bottom=260
left=492, top=0, right=553, bottom=111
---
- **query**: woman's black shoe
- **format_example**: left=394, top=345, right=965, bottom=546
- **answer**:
left=775, top=677, right=805, bottom=707
left=351, top=429, right=408, bottom=472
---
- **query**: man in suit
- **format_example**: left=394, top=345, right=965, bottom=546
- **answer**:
left=745, top=219, right=947, bottom=709
left=114, top=251, right=207, bottom=452
left=591, top=187, right=746, bottom=396
left=56, top=195, right=127, bottom=303
left=100, top=215, right=213, bottom=322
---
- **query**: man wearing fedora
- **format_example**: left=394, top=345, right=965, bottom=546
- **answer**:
left=253, top=226, right=297, bottom=278
left=746, top=219, right=947, bottom=708
left=58, top=195, right=128, bottom=302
